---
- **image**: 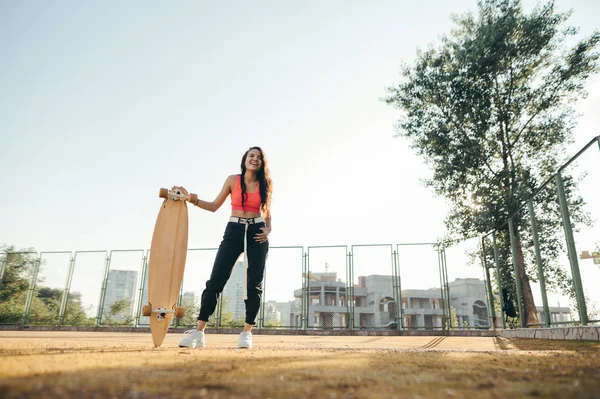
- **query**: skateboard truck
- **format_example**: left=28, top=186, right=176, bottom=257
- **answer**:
left=154, top=307, right=174, bottom=322
left=159, top=188, right=198, bottom=204
left=142, top=303, right=185, bottom=320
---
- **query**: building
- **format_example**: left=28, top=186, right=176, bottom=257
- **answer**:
left=263, top=301, right=281, bottom=325
left=289, top=272, right=491, bottom=329
left=290, top=271, right=349, bottom=328
left=536, top=305, right=572, bottom=324
left=401, top=287, right=444, bottom=329
left=101, top=269, right=138, bottom=323
left=263, top=300, right=294, bottom=326
left=222, top=260, right=246, bottom=321
left=448, top=278, right=490, bottom=328
left=182, top=291, right=196, bottom=307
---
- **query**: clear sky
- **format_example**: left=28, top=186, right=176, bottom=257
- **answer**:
left=1, top=1, right=599, bottom=315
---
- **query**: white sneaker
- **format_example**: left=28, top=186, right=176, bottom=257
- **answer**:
left=178, top=329, right=205, bottom=349
left=238, top=331, right=252, bottom=349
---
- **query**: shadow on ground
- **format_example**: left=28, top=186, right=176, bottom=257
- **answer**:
left=1, top=343, right=600, bottom=399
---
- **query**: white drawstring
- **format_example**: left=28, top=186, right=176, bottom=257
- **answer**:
left=243, top=222, right=249, bottom=300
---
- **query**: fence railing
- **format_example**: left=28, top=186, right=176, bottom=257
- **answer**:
left=2, top=137, right=598, bottom=331
left=1, top=242, right=497, bottom=331
left=481, top=136, right=600, bottom=328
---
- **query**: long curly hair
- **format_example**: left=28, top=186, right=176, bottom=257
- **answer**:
left=240, top=146, right=272, bottom=218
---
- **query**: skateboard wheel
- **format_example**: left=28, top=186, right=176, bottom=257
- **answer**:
left=142, top=304, right=152, bottom=317
left=159, top=188, right=168, bottom=199
left=189, top=193, right=198, bottom=204
left=175, top=306, right=185, bottom=319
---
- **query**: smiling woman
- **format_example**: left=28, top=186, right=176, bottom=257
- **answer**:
left=172, top=146, right=273, bottom=350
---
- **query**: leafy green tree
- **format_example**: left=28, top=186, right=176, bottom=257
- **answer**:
left=218, top=296, right=244, bottom=328
left=61, top=291, right=95, bottom=326
left=384, top=0, right=599, bottom=325
left=180, top=295, right=201, bottom=327
left=27, top=287, right=62, bottom=325
left=264, top=320, right=282, bottom=327
left=0, top=245, right=94, bottom=326
left=0, top=246, right=38, bottom=324
left=103, top=298, right=134, bottom=326
left=28, top=287, right=94, bottom=326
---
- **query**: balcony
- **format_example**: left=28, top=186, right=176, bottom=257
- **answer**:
left=402, top=308, right=444, bottom=316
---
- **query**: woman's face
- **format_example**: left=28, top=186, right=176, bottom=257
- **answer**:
left=245, top=148, right=263, bottom=172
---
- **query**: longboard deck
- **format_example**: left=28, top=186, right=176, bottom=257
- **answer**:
left=148, top=194, right=189, bottom=347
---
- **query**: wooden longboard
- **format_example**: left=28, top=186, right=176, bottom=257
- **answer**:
left=144, top=188, right=197, bottom=347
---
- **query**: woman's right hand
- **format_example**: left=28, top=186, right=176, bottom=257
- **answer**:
left=172, top=186, right=189, bottom=196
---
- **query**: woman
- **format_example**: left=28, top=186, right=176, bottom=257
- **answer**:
left=175, top=146, right=272, bottom=349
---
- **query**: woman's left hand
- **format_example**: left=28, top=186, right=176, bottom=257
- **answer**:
left=254, top=227, right=270, bottom=244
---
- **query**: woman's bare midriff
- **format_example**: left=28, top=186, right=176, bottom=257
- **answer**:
left=231, top=210, right=262, bottom=219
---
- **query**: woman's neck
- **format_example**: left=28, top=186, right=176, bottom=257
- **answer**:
left=244, top=170, right=258, bottom=182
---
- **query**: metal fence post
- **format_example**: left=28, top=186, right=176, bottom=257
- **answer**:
left=215, top=295, right=222, bottom=330
left=442, top=248, right=452, bottom=330
left=134, top=251, right=149, bottom=328
left=302, top=252, right=307, bottom=330
left=491, top=236, right=507, bottom=329
left=58, top=253, right=76, bottom=325
left=437, top=248, right=447, bottom=331
left=555, top=173, right=588, bottom=325
left=347, top=250, right=354, bottom=330
left=22, top=254, right=42, bottom=326
left=481, top=238, right=496, bottom=330
left=393, top=250, right=404, bottom=331
left=175, top=277, right=184, bottom=329
left=508, top=218, right=525, bottom=328
left=0, top=254, right=8, bottom=290
left=305, top=250, right=310, bottom=330
left=527, top=200, right=551, bottom=327
left=258, top=266, right=267, bottom=330
left=96, top=253, right=112, bottom=326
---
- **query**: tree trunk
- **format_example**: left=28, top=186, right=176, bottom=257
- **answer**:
left=515, top=232, right=539, bottom=326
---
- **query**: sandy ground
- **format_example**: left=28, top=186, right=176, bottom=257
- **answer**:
left=1, top=331, right=599, bottom=398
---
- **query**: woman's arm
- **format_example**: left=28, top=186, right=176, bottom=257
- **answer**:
left=176, top=175, right=236, bottom=213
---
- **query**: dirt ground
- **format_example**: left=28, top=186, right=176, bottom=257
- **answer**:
left=1, top=331, right=599, bottom=398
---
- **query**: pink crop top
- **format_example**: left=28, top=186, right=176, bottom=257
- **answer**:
left=231, top=175, right=262, bottom=214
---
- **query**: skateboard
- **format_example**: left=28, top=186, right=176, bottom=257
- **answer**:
left=142, top=187, right=197, bottom=347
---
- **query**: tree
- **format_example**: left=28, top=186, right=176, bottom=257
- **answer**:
left=264, top=320, right=282, bottom=327
left=384, top=0, right=599, bottom=326
left=180, top=295, right=201, bottom=327
left=60, top=291, right=95, bottom=326
left=0, top=246, right=38, bottom=324
left=218, top=296, right=244, bottom=328
left=102, top=298, right=134, bottom=325
left=29, top=287, right=94, bottom=326
left=0, top=245, right=94, bottom=326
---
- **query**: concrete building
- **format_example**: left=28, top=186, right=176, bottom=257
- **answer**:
left=449, top=278, right=490, bottom=328
left=263, top=300, right=293, bottom=326
left=401, top=287, right=444, bottom=329
left=222, top=260, right=246, bottom=321
left=536, top=305, right=572, bottom=324
left=263, top=301, right=281, bottom=325
left=290, top=271, right=350, bottom=328
left=101, top=269, right=138, bottom=323
left=182, top=291, right=195, bottom=307
left=289, top=272, right=491, bottom=329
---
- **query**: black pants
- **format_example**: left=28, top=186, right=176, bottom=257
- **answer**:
left=198, top=221, right=269, bottom=325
